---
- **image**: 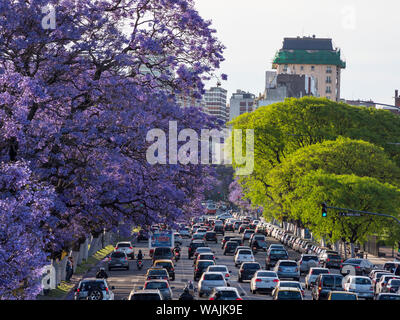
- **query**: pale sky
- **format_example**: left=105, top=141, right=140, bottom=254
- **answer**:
left=195, top=0, right=400, bottom=105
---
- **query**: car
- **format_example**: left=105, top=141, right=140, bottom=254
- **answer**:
left=272, top=281, right=304, bottom=298
left=128, top=289, right=163, bottom=300
left=223, top=241, right=239, bottom=255
left=383, top=261, right=400, bottom=273
left=343, top=275, right=374, bottom=300
left=304, top=267, right=330, bottom=289
left=327, top=291, right=358, bottom=300
left=249, top=234, right=267, bottom=252
left=311, top=274, right=344, bottom=300
left=206, top=265, right=231, bottom=282
left=370, top=271, right=393, bottom=291
left=193, top=253, right=217, bottom=266
left=238, top=224, right=249, bottom=233
left=205, top=231, right=218, bottom=243
left=383, top=278, right=400, bottom=293
left=136, top=230, right=149, bottom=242
left=234, top=249, right=255, bottom=267
left=274, top=260, right=300, bottom=281
left=272, top=287, right=303, bottom=300
left=319, top=252, right=342, bottom=269
left=376, top=275, right=400, bottom=294
left=229, top=238, right=243, bottom=247
left=268, top=243, right=285, bottom=251
left=213, top=224, right=224, bottom=235
left=209, top=287, right=243, bottom=300
left=114, top=241, right=135, bottom=259
left=194, top=260, right=216, bottom=281
left=74, top=278, right=115, bottom=300
left=298, top=254, right=319, bottom=274
left=265, top=248, right=289, bottom=269
left=340, top=258, right=375, bottom=276
left=174, top=233, right=183, bottom=245
left=368, top=269, right=387, bottom=280
left=221, top=235, right=235, bottom=249
left=193, top=247, right=214, bottom=260
left=234, top=246, right=252, bottom=256
left=145, top=267, right=170, bottom=281
left=152, top=247, right=173, bottom=263
left=250, top=270, right=279, bottom=294
left=188, top=240, right=207, bottom=259
left=143, top=280, right=173, bottom=300
left=233, top=221, right=242, bottom=231
left=198, top=272, right=227, bottom=297
left=153, top=260, right=175, bottom=281
left=242, top=229, right=255, bottom=243
left=238, top=262, right=261, bottom=282
left=191, top=233, right=206, bottom=241
left=179, top=227, right=191, bottom=238
left=375, top=293, right=400, bottom=300
left=108, top=251, right=129, bottom=270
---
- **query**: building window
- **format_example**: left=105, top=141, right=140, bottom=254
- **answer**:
left=248, top=102, right=254, bottom=107
left=326, top=66, right=332, bottom=74
left=326, top=86, right=332, bottom=94
left=240, top=107, right=246, bottom=112
left=283, top=65, right=288, bottom=72
left=311, top=66, right=315, bottom=71
left=300, top=66, right=304, bottom=71
left=240, top=101, right=246, bottom=107
left=248, top=107, right=253, bottom=112
left=326, top=76, right=332, bottom=84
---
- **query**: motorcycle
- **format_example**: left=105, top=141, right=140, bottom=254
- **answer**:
left=174, top=251, right=181, bottom=262
left=137, top=259, right=143, bottom=270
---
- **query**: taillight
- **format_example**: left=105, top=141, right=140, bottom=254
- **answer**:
left=209, top=297, right=214, bottom=300
left=105, top=287, right=109, bottom=292
left=236, top=298, right=243, bottom=300
left=273, top=279, right=279, bottom=283
left=125, top=257, right=128, bottom=261
left=255, top=279, right=262, bottom=282
left=129, top=247, right=133, bottom=250
left=76, top=288, right=80, bottom=293
left=195, top=268, right=199, bottom=272
left=225, top=273, right=230, bottom=277
left=327, top=259, right=330, bottom=262
left=115, top=247, right=118, bottom=250
left=171, top=268, right=174, bottom=272
left=189, top=248, right=192, bottom=251
left=355, top=266, right=360, bottom=269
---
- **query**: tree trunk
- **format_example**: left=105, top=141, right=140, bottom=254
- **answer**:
left=343, top=242, right=348, bottom=260
left=350, top=243, right=355, bottom=258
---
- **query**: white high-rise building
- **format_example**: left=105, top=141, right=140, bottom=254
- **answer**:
left=229, top=90, right=256, bottom=121
left=203, top=86, right=228, bottom=124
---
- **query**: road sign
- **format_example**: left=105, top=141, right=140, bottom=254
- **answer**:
left=339, top=212, right=362, bottom=217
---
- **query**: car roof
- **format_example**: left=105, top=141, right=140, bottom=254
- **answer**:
left=208, top=265, right=228, bottom=269
left=277, top=287, right=301, bottom=292
left=154, top=259, right=173, bottom=263
left=330, top=291, right=356, bottom=295
left=215, top=286, right=239, bottom=291
left=310, top=267, right=329, bottom=271
left=144, top=279, right=169, bottom=284
left=80, top=278, right=106, bottom=282
left=278, top=260, right=297, bottom=264
left=132, top=289, right=160, bottom=294
left=203, top=272, right=226, bottom=276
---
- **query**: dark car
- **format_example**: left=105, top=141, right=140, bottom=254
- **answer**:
left=238, top=262, right=261, bottom=282
left=230, top=238, right=243, bottom=247
left=136, top=229, right=149, bottom=242
left=223, top=241, right=240, bottom=255
left=152, top=247, right=173, bottom=263
left=188, top=240, right=207, bottom=259
left=320, top=253, right=342, bottom=269
left=238, top=224, right=249, bottom=233
left=266, top=249, right=289, bottom=269
left=340, top=258, right=375, bottom=276
left=312, top=274, right=344, bottom=300
left=213, top=225, right=224, bottom=235
left=233, top=221, right=242, bottom=231
left=108, top=251, right=129, bottom=270
left=194, top=260, right=215, bottom=281
left=242, top=229, right=255, bottom=244
left=250, top=235, right=267, bottom=252
left=224, top=222, right=234, bottom=232
left=221, top=236, right=235, bottom=249
left=205, top=231, right=218, bottom=243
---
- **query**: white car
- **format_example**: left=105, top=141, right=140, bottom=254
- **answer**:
left=206, top=265, right=231, bottom=282
left=198, top=272, right=227, bottom=297
left=343, top=275, right=374, bottom=299
left=305, top=267, right=330, bottom=289
left=250, top=270, right=279, bottom=294
left=114, top=241, right=135, bottom=259
left=179, top=228, right=191, bottom=238
left=376, top=275, right=400, bottom=294
left=234, top=249, right=255, bottom=267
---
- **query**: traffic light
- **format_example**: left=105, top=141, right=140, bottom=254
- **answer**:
left=321, top=203, right=328, bottom=218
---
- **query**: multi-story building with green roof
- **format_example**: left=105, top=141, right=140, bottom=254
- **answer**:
left=273, top=36, right=346, bottom=101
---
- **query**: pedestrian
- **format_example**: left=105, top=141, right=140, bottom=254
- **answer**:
left=66, top=256, right=74, bottom=282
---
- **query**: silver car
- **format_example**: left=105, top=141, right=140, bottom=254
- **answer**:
left=115, top=241, right=135, bottom=259
left=298, top=255, right=319, bottom=274
left=108, top=251, right=129, bottom=270
left=274, top=260, right=300, bottom=281
left=198, top=272, right=227, bottom=297
left=343, top=275, right=374, bottom=300
left=305, top=267, right=330, bottom=289
left=74, top=278, right=115, bottom=300
left=144, top=280, right=173, bottom=300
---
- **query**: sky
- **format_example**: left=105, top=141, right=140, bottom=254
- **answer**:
left=195, top=0, right=400, bottom=105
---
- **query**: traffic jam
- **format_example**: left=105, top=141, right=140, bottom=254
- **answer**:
left=74, top=202, right=400, bottom=300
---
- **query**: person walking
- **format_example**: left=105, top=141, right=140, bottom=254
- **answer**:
left=66, top=256, right=74, bottom=282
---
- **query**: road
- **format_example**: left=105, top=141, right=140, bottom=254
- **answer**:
left=75, top=227, right=345, bottom=300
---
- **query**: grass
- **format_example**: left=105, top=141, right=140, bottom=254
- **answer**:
left=74, top=245, right=115, bottom=275
left=41, top=244, right=115, bottom=300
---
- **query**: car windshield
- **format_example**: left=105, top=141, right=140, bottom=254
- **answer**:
left=146, top=282, right=168, bottom=289
left=390, top=280, right=400, bottom=285
left=111, top=252, right=125, bottom=258
left=204, top=274, right=224, bottom=281
left=355, top=278, right=371, bottom=285
left=149, top=269, right=167, bottom=275
left=258, top=272, right=276, bottom=277
left=311, top=269, right=329, bottom=275
left=379, top=295, right=400, bottom=300
left=239, top=250, right=252, bottom=255
left=130, top=293, right=161, bottom=300
left=243, top=263, right=260, bottom=269
left=303, top=256, right=318, bottom=261
left=279, top=282, right=300, bottom=289
left=322, top=276, right=342, bottom=287
left=80, top=281, right=106, bottom=291
left=345, top=259, right=361, bottom=265
left=199, top=254, right=214, bottom=259
left=280, top=261, right=297, bottom=267
left=209, top=267, right=227, bottom=272
left=154, top=248, right=171, bottom=255
left=328, top=254, right=341, bottom=259
left=270, top=250, right=287, bottom=255
left=278, top=291, right=302, bottom=299
left=330, top=293, right=356, bottom=300
left=199, top=261, right=214, bottom=267
left=117, top=243, right=131, bottom=247
left=220, top=291, right=238, bottom=298
left=155, top=262, right=171, bottom=268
